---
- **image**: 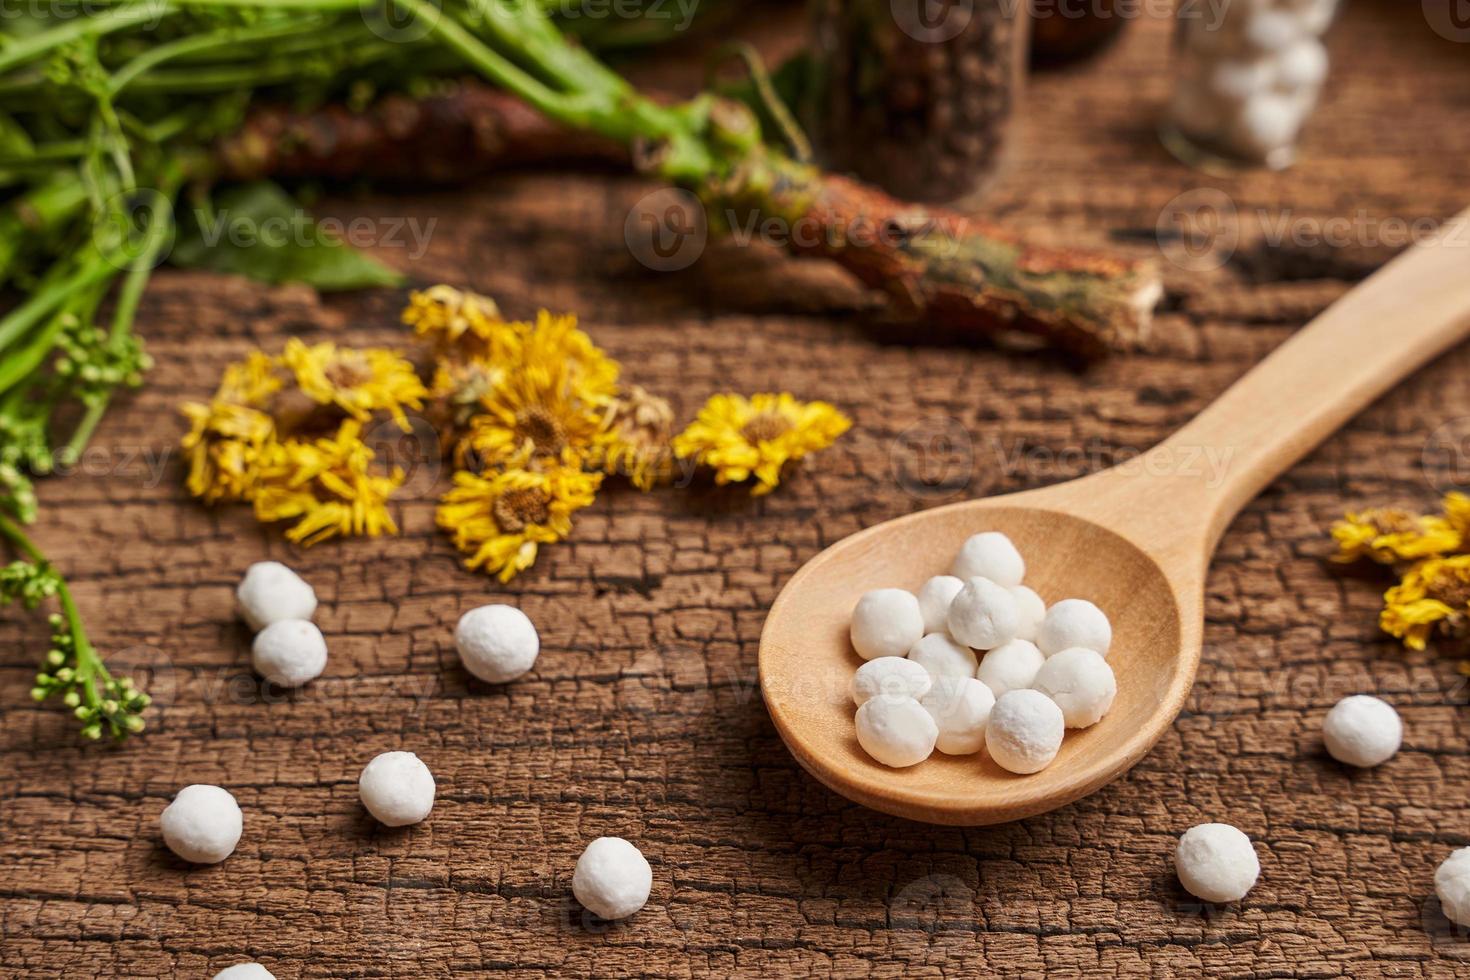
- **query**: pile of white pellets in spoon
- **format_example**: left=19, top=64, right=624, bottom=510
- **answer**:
left=848, top=531, right=1116, bottom=775
left=162, top=562, right=655, bottom=980
left=847, top=531, right=1470, bottom=914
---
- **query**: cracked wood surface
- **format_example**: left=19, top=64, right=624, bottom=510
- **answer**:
left=3, top=5, right=1470, bottom=978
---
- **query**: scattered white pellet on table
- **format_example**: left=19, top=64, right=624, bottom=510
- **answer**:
left=1435, top=847, right=1470, bottom=928
left=920, top=676, right=995, bottom=756
left=975, top=639, right=1045, bottom=699
left=572, top=836, right=652, bottom=920
left=1037, top=598, right=1112, bottom=658
left=951, top=532, right=1025, bottom=588
left=236, top=561, right=316, bottom=631
left=213, top=965, right=275, bottom=980
left=1008, top=585, right=1046, bottom=642
left=1032, top=648, right=1116, bottom=729
left=358, top=751, right=436, bottom=827
left=160, top=784, right=242, bottom=864
left=907, top=632, right=978, bottom=680
left=916, top=575, right=965, bottom=634
left=985, top=689, right=1064, bottom=775
left=1175, top=823, right=1260, bottom=903
left=251, top=619, right=327, bottom=687
left=1322, top=695, right=1402, bottom=768
left=850, top=656, right=932, bottom=706
left=946, top=577, right=1020, bottom=650
left=455, top=604, right=540, bottom=683
left=849, top=588, right=925, bottom=661
left=855, top=695, right=938, bottom=768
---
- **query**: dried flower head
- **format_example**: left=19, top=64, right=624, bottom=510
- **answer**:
left=671, top=392, right=850, bottom=495
left=436, top=466, right=601, bottom=581
left=600, top=385, right=675, bottom=490
left=456, top=312, right=619, bottom=472
left=1380, top=554, right=1470, bottom=651
left=252, top=420, right=403, bottom=547
left=1330, top=507, right=1460, bottom=565
left=179, top=400, right=277, bottom=503
left=403, top=284, right=514, bottom=357
left=281, top=338, right=427, bottom=432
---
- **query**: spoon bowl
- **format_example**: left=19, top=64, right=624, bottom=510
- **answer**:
left=759, top=207, right=1470, bottom=825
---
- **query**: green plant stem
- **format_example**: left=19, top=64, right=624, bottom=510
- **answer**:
left=0, top=3, right=178, bottom=75
left=0, top=511, right=111, bottom=712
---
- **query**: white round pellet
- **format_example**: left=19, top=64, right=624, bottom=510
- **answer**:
left=160, top=784, right=242, bottom=864
left=916, top=575, right=965, bottom=635
left=358, top=751, right=436, bottom=827
left=920, top=676, right=996, bottom=755
left=1175, top=823, right=1260, bottom=903
left=1233, top=91, right=1304, bottom=153
left=855, top=695, right=938, bottom=768
left=975, top=639, right=1045, bottom=698
left=1009, top=585, right=1046, bottom=642
left=947, top=577, right=1020, bottom=650
left=1244, top=9, right=1300, bottom=51
left=849, top=588, right=925, bottom=661
left=573, top=836, right=652, bottom=920
left=1032, top=648, right=1117, bottom=729
left=1434, top=847, right=1470, bottom=928
left=850, top=656, right=932, bottom=706
left=985, top=689, right=1064, bottom=775
left=1208, top=57, right=1273, bottom=102
left=250, top=619, right=327, bottom=687
left=908, top=632, right=979, bottom=680
left=236, top=561, right=316, bottom=632
left=951, top=532, right=1025, bottom=588
left=1322, top=695, right=1402, bottom=768
left=455, top=604, right=540, bottom=683
left=213, top=965, right=275, bottom=980
left=1037, top=599, right=1112, bottom=657
left=1274, top=38, right=1328, bottom=91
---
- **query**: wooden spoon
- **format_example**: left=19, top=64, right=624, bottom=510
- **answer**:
left=759, top=208, right=1470, bottom=826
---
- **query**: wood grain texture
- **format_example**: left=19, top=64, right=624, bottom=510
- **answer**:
left=3, top=3, right=1470, bottom=976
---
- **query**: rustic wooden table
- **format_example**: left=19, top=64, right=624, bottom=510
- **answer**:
left=4, top=3, right=1470, bottom=977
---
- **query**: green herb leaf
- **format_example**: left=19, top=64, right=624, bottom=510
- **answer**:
left=171, top=181, right=403, bottom=291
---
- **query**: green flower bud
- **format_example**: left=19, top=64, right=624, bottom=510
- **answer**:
left=46, top=649, right=65, bottom=667
left=30, top=687, right=47, bottom=701
left=73, top=704, right=91, bottom=720
left=63, top=690, right=80, bottom=708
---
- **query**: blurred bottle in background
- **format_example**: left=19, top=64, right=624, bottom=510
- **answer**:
left=1161, top=0, right=1338, bottom=172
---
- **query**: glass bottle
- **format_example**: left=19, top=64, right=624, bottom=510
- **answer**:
left=806, top=0, right=1031, bottom=204
left=1161, top=0, right=1338, bottom=173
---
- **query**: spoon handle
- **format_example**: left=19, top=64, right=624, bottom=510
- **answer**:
left=1151, top=206, right=1470, bottom=549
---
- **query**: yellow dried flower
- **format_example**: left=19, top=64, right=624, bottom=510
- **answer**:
left=1380, top=554, right=1470, bottom=651
left=671, top=392, right=851, bottom=495
left=456, top=313, right=619, bottom=471
left=403, top=284, right=521, bottom=361
left=179, top=400, right=277, bottom=503
left=1443, top=491, right=1470, bottom=538
left=1330, top=507, right=1460, bottom=565
left=281, top=338, right=427, bottom=432
left=253, top=420, right=403, bottom=547
left=217, top=350, right=282, bottom=408
left=599, top=385, right=675, bottom=490
left=436, top=466, right=601, bottom=581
